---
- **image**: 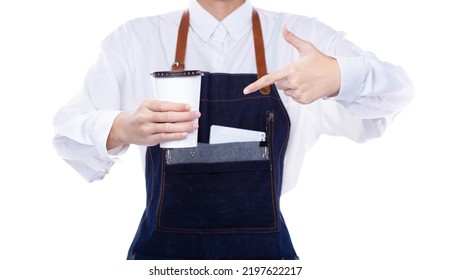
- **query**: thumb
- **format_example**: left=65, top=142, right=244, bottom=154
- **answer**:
left=283, top=25, right=312, bottom=55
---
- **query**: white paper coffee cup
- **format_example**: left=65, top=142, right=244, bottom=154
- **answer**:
left=151, top=70, right=202, bottom=148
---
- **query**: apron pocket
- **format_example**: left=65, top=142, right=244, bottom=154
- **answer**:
left=157, top=143, right=278, bottom=233
left=164, top=142, right=269, bottom=164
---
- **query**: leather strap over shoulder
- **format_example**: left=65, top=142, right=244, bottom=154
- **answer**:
left=251, top=8, right=270, bottom=94
left=172, top=8, right=270, bottom=95
left=172, top=10, right=190, bottom=72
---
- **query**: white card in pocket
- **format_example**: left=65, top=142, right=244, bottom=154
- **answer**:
left=209, top=125, right=266, bottom=144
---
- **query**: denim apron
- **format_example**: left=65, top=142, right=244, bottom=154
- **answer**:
left=127, top=9, right=298, bottom=260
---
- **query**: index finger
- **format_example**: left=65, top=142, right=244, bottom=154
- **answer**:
left=243, top=68, right=288, bottom=94
left=144, top=99, right=192, bottom=112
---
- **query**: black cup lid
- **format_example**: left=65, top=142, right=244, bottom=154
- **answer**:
left=151, top=70, right=203, bottom=78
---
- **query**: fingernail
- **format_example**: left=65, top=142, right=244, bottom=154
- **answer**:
left=243, top=87, right=250, bottom=95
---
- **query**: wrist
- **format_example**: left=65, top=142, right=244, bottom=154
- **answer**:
left=107, top=112, right=126, bottom=150
left=326, top=56, right=341, bottom=98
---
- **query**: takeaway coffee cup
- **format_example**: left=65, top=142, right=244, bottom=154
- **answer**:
left=151, top=70, right=203, bottom=148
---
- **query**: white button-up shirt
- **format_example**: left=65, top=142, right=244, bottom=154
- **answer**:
left=52, top=0, right=414, bottom=193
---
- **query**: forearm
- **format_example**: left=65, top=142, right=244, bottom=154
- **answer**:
left=333, top=55, right=415, bottom=119
left=53, top=107, right=123, bottom=181
left=313, top=25, right=415, bottom=141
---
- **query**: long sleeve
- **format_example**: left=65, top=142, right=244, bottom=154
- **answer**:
left=319, top=33, right=415, bottom=142
left=299, top=18, right=415, bottom=143
left=53, top=24, right=135, bottom=182
left=275, top=15, right=415, bottom=193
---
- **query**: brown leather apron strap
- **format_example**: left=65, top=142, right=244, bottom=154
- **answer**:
left=251, top=8, right=270, bottom=94
left=172, top=9, right=190, bottom=72
left=172, top=8, right=270, bottom=95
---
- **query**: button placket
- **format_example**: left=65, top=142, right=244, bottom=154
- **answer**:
left=210, top=24, right=228, bottom=72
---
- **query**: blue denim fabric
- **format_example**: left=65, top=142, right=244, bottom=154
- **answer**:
left=127, top=73, right=297, bottom=260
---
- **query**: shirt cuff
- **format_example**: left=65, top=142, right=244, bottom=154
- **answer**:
left=332, top=56, right=367, bottom=104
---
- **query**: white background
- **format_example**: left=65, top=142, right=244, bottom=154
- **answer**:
left=1, top=0, right=450, bottom=279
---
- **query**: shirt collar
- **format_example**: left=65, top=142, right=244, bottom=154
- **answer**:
left=189, top=0, right=253, bottom=43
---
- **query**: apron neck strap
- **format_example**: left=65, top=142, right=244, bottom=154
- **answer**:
left=172, top=8, right=271, bottom=95
left=172, top=9, right=190, bottom=72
